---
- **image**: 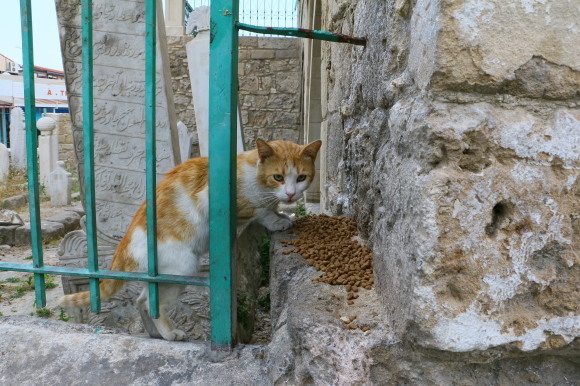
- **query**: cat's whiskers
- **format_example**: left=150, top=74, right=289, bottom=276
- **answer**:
left=254, top=193, right=280, bottom=208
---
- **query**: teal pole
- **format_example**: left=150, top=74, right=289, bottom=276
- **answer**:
left=1, top=110, right=7, bottom=145
left=209, top=0, right=238, bottom=348
left=81, top=0, right=101, bottom=313
left=145, top=0, right=159, bottom=319
left=20, top=0, right=46, bottom=308
left=235, top=22, right=366, bottom=46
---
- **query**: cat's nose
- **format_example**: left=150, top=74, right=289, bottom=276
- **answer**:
left=286, top=192, right=295, bottom=200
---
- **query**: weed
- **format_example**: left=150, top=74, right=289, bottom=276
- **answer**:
left=257, top=293, right=270, bottom=313
left=24, top=255, right=33, bottom=260
left=0, top=311, right=3, bottom=316
left=259, top=236, right=270, bottom=287
left=5, top=277, right=21, bottom=283
left=36, top=307, right=52, bottom=317
left=295, top=199, right=309, bottom=217
left=9, top=286, right=27, bottom=299
left=57, top=308, right=70, bottom=322
left=237, top=291, right=256, bottom=330
left=45, top=275, right=57, bottom=289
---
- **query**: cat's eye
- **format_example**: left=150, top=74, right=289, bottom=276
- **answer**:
left=273, top=174, right=284, bottom=182
left=297, top=175, right=307, bottom=182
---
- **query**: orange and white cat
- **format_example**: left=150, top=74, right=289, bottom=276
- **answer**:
left=60, top=139, right=322, bottom=341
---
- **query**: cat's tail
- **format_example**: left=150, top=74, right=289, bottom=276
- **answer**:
left=58, top=246, right=130, bottom=308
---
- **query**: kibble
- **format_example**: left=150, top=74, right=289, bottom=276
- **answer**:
left=286, top=214, right=374, bottom=304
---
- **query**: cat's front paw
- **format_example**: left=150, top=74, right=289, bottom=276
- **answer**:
left=267, top=215, right=293, bottom=231
left=164, top=329, right=187, bottom=341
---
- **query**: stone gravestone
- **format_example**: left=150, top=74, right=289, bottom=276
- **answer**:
left=54, top=0, right=201, bottom=336
left=37, top=116, right=59, bottom=189
left=49, top=161, right=72, bottom=206
left=186, top=6, right=245, bottom=156
left=177, top=121, right=192, bottom=161
left=0, top=143, right=8, bottom=183
left=9, top=107, right=26, bottom=170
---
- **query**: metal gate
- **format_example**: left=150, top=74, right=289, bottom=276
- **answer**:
left=0, top=0, right=364, bottom=349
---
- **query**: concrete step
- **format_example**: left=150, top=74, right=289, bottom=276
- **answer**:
left=0, top=317, right=269, bottom=385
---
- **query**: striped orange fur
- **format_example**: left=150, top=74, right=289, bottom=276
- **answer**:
left=59, top=139, right=322, bottom=340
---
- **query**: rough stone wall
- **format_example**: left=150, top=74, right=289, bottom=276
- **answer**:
left=238, top=37, right=302, bottom=147
left=314, top=0, right=579, bottom=379
left=166, top=36, right=302, bottom=154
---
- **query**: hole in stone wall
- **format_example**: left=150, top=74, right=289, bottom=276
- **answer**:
left=485, top=200, right=515, bottom=238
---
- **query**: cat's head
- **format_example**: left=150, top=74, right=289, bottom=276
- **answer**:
left=256, top=139, right=322, bottom=203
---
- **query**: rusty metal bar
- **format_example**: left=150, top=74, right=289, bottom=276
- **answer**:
left=235, top=22, right=366, bottom=46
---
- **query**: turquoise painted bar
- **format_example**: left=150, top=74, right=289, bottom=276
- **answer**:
left=20, top=0, right=46, bottom=308
left=0, top=263, right=209, bottom=286
left=81, top=0, right=101, bottom=313
left=209, top=0, right=239, bottom=348
left=145, top=0, right=160, bottom=319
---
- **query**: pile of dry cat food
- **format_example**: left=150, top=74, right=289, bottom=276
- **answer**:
left=281, top=214, right=374, bottom=305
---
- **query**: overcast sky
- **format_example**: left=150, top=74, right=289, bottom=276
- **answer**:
left=0, top=1, right=63, bottom=70
left=0, top=1, right=169, bottom=71
left=0, top=0, right=294, bottom=71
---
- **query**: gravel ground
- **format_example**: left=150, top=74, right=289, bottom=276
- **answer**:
left=0, top=201, right=80, bottom=320
left=0, top=245, right=65, bottom=319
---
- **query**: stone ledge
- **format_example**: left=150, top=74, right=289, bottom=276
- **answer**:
left=0, top=317, right=269, bottom=385
left=267, top=230, right=580, bottom=384
left=3, top=226, right=576, bottom=384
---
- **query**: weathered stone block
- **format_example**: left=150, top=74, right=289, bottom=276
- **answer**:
left=15, top=221, right=65, bottom=245
left=1, top=194, right=28, bottom=210
left=45, top=210, right=81, bottom=234
left=429, top=0, right=580, bottom=97
left=276, top=73, right=301, bottom=93
left=250, top=49, right=276, bottom=60
left=275, top=49, right=299, bottom=59
left=314, top=0, right=580, bottom=373
left=0, top=226, right=19, bottom=245
left=257, top=37, right=298, bottom=50
left=259, top=75, right=274, bottom=91
left=240, top=36, right=259, bottom=47
left=239, top=76, right=259, bottom=92
left=270, top=59, right=300, bottom=72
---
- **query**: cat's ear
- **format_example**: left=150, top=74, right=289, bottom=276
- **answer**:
left=301, top=140, right=322, bottom=160
left=256, top=139, right=274, bottom=162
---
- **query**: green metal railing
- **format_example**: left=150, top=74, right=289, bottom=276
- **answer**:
left=0, top=0, right=364, bottom=349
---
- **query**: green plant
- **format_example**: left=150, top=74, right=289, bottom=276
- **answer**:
left=45, top=275, right=57, bottom=289
left=259, top=236, right=270, bottom=287
left=36, top=307, right=52, bottom=317
left=295, top=199, right=309, bottom=217
left=5, top=277, right=21, bottom=283
left=257, top=293, right=270, bottom=313
left=39, top=183, right=47, bottom=198
left=9, top=285, right=27, bottom=299
left=0, top=311, right=3, bottom=316
left=57, top=308, right=70, bottom=322
left=25, top=255, right=33, bottom=260
left=237, top=291, right=256, bottom=330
